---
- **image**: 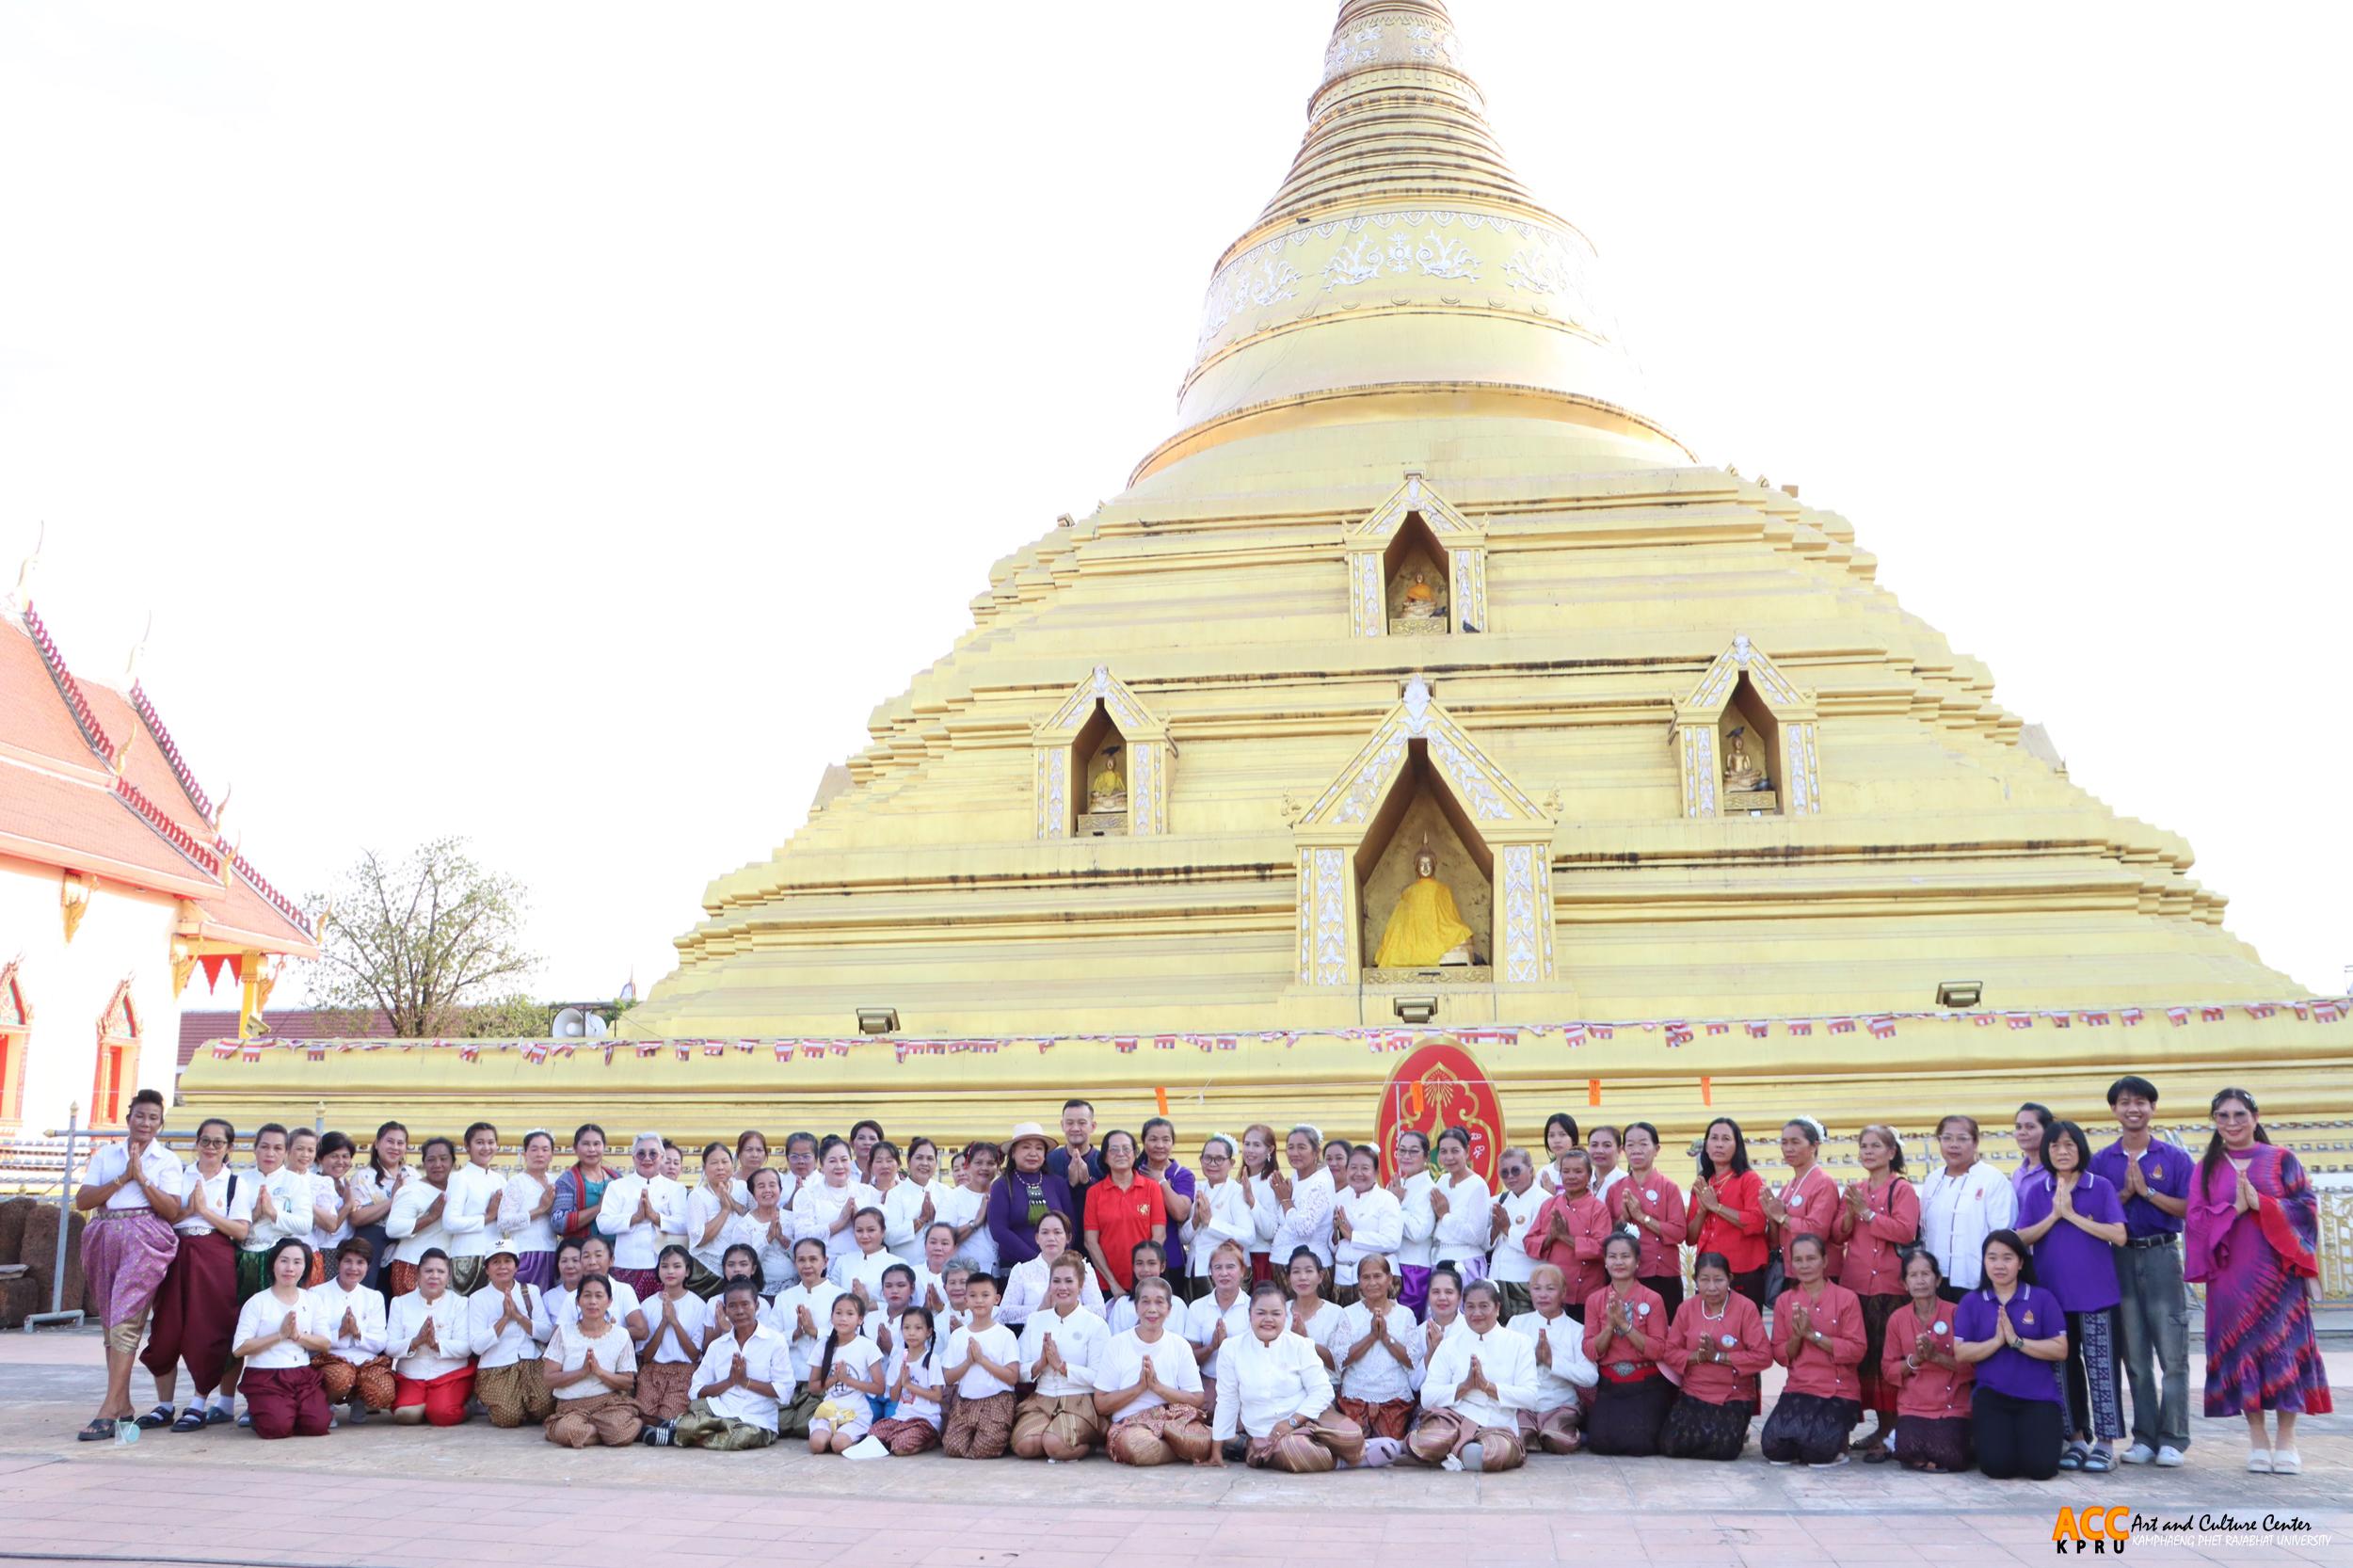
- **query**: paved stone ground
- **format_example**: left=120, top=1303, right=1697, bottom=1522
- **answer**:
left=0, top=1330, right=2344, bottom=1568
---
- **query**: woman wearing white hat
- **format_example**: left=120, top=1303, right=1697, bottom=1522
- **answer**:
left=985, top=1123, right=1077, bottom=1276
left=467, top=1239, right=552, bottom=1428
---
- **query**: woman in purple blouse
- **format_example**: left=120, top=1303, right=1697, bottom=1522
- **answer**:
left=1953, top=1229, right=2068, bottom=1480
left=985, top=1123, right=1075, bottom=1271
left=2013, top=1120, right=2127, bottom=1472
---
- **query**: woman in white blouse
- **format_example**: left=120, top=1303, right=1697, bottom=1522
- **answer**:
left=1185, top=1137, right=1256, bottom=1298
left=1268, top=1126, right=1336, bottom=1270
left=1918, top=1114, right=2018, bottom=1297
left=383, top=1137, right=456, bottom=1299
left=1209, top=1281, right=1365, bottom=1472
left=727, top=1167, right=796, bottom=1295
left=1285, top=1248, right=1344, bottom=1372
left=999, top=1211, right=1104, bottom=1327
left=1385, top=1128, right=1438, bottom=1319
left=492, top=1130, right=561, bottom=1289
left=1331, top=1145, right=1403, bottom=1302
left=467, top=1240, right=552, bottom=1430
left=1096, top=1276, right=1214, bottom=1465
left=229, top=1239, right=333, bottom=1439
left=792, top=1137, right=880, bottom=1263
left=1428, top=1126, right=1495, bottom=1286
left=543, top=1273, right=643, bottom=1447
left=1333, top=1253, right=1421, bottom=1448
left=385, top=1250, right=472, bottom=1426
left=307, top=1238, right=392, bottom=1421
left=869, top=1142, right=935, bottom=1268
left=683, top=1142, right=743, bottom=1294
left=1186, top=1240, right=1253, bottom=1404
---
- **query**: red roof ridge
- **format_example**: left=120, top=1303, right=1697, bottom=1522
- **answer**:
left=21, top=603, right=114, bottom=761
left=128, top=679, right=216, bottom=824
left=113, top=775, right=223, bottom=877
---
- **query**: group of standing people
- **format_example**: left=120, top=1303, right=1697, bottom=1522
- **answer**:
left=73, top=1080, right=2329, bottom=1479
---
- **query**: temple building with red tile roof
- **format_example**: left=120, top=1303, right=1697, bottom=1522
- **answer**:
left=0, top=564, right=316, bottom=1133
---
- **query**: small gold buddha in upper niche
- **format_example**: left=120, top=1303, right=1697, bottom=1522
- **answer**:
left=1374, top=844, right=1476, bottom=968
left=1089, top=749, right=1127, bottom=812
left=1399, top=569, right=1443, bottom=619
left=1722, top=726, right=1768, bottom=792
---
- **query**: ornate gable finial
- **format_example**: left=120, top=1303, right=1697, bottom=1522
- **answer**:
left=6, top=521, right=40, bottom=615
left=123, top=610, right=152, bottom=686
left=1401, top=675, right=1433, bottom=735
left=1732, top=633, right=1753, bottom=666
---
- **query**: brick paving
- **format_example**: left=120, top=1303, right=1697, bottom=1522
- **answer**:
left=0, top=1331, right=2343, bottom=1567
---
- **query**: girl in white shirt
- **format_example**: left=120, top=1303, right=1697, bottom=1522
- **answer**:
left=628, top=1244, right=710, bottom=1431
left=865, top=1304, right=949, bottom=1455
left=1428, top=1127, right=1494, bottom=1284
left=807, top=1293, right=886, bottom=1453
left=229, top=1239, right=333, bottom=1439
left=467, top=1240, right=552, bottom=1430
left=493, top=1130, right=562, bottom=1289
left=792, top=1138, right=880, bottom=1263
left=1209, top=1281, right=1365, bottom=1472
left=1268, top=1126, right=1336, bottom=1270
left=385, top=1250, right=472, bottom=1426
left=1096, top=1276, right=1214, bottom=1465
left=1331, top=1145, right=1404, bottom=1299
left=1333, top=1252, right=1422, bottom=1448
left=543, top=1275, right=642, bottom=1447
left=1285, top=1248, right=1344, bottom=1372
left=936, top=1142, right=998, bottom=1278
left=1000, top=1211, right=1105, bottom=1327
left=1185, top=1136, right=1257, bottom=1292
left=727, top=1166, right=796, bottom=1294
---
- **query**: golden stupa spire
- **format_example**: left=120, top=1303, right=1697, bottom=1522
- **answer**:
left=1133, top=0, right=1688, bottom=486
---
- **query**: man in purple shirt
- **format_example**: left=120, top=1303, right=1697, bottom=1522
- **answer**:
left=2089, top=1074, right=2194, bottom=1467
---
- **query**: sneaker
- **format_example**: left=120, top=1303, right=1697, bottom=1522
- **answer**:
left=2121, top=1443, right=2156, bottom=1465
left=2155, top=1446, right=2186, bottom=1468
left=2247, top=1448, right=2273, bottom=1473
left=2271, top=1449, right=2300, bottom=1476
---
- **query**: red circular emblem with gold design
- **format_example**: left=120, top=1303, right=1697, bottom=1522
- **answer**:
left=1375, top=1035, right=1504, bottom=1186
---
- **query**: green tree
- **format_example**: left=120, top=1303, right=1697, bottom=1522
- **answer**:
left=459, top=993, right=557, bottom=1038
left=306, top=838, right=537, bottom=1037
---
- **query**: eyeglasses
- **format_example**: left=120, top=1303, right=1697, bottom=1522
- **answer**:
left=197, top=1137, right=229, bottom=1148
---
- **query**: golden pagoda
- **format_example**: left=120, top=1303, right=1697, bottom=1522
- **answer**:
left=181, top=0, right=2351, bottom=1153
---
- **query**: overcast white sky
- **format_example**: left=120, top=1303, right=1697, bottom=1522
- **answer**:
left=5, top=2, right=2347, bottom=1009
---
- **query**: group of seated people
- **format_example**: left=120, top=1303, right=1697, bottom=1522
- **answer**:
left=72, top=1077, right=2329, bottom=1480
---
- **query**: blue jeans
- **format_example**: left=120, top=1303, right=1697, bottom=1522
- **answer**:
left=2111, top=1240, right=2189, bottom=1451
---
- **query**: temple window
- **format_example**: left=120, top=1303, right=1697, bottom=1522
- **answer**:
left=0, top=960, right=26, bottom=1130
left=92, top=980, right=138, bottom=1126
left=1359, top=745, right=1492, bottom=978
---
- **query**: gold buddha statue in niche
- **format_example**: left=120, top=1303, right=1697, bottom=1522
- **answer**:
left=1399, top=568, right=1443, bottom=619
left=1089, top=749, right=1127, bottom=812
left=1722, top=726, right=1768, bottom=792
left=1374, top=844, right=1476, bottom=968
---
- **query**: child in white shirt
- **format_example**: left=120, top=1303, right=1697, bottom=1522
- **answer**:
left=864, top=1304, right=950, bottom=1455
left=940, top=1273, right=1019, bottom=1459
left=807, top=1294, right=886, bottom=1453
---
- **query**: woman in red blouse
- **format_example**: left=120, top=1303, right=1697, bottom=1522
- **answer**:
left=1763, top=1233, right=1866, bottom=1466
left=1833, top=1122, right=1921, bottom=1459
left=1611, top=1122, right=1689, bottom=1316
left=1657, top=1252, right=1773, bottom=1460
left=1082, top=1130, right=1165, bottom=1299
left=1765, top=1117, right=1843, bottom=1287
left=1580, top=1233, right=1672, bottom=1456
left=1882, top=1250, right=1973, bottom=1472
left=1689, top=1118, right=1769, bottom=1305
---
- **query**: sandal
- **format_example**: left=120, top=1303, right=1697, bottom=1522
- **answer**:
left=135, top=1404, right=174, bottom=1430
left=2084, top=1445, right=2114, bottom=1474
left=169, top=1408, right=207, bottom=1433
left=1863, top=1445, right=1891, bottom=1464
left=77, top=1418, right=118, bottom=1443
left=2058, top=1440, right=2088, bottom=1471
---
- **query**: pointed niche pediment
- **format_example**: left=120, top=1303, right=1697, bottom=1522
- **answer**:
left=1344, top=472, right=1491, bottom=637
left=1032, top=665, right=1173, bottom=840
left=1295, top=677, right=1555, bottom=986
left=1671, top=634, right=1822, bottom=818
